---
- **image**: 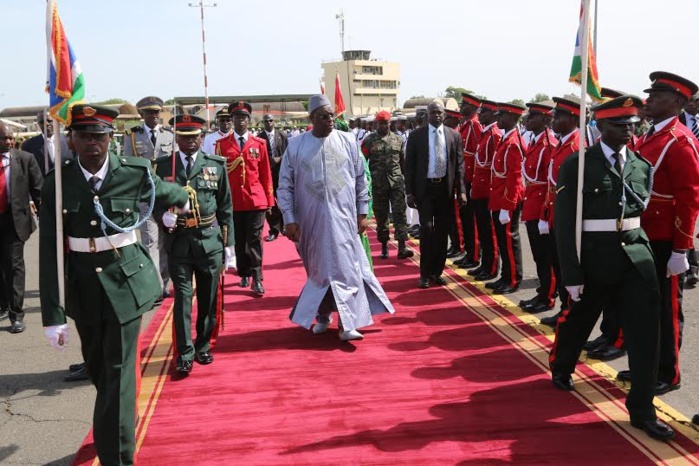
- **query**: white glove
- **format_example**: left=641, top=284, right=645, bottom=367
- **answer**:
left=44, top=324, right=70, bottom=350
left=499, top=209, right=511, bottom=225
left=666, top=251, right=690, bottom=277
left=162, top=211, right=177, bottom=229
left=176, top=199, right=191, bottom=214
left=566, top=285, right=585, bottom=302
left=224, top=246, right=235, bottom=270
left=538, top=220, right=550, bottom=235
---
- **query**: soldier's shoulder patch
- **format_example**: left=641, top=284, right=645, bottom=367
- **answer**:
left=203, top=153, right=227, bottom=164
left=125, top=125, right=143, bottom=135
left=161, top=126, right=174, bottom=133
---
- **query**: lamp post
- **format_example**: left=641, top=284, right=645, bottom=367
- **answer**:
left=188, top=1, right=217, bottom=130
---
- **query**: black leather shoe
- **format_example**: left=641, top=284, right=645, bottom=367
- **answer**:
left=429, top=275, right=448, bottom=286
left=397, top=247, right=414, bottom=259
left=380, top=243, right=389, bottom=259
left=692, top=414, right=699, bottom=425
left=69, top=362, right=86, bottom=372
left=616, top=370, right=631, bottom=382
left=458, top=260, right=479, bottom=269
left=521, top=300, right=550, bottom=313
left=492, top=283, right=520, bottom=295
left=251, top=279, right=265, bottom=295
left=195, top=351, right=214, bottom=365
left=474, top=272, right=497, bottom=282
left=446, top=248, right=461, bottom=258
left=9, top=321, right=25, bottom=334
left=264, top=234, right=278, bottom=242
left=239, top=277, right=250, bottom=287
left=64, top=366, right=89, bottom=382
left=409, top=231, right=420, bottom=240
left=176, top=360, right=193, bottom=375
left=162, top=289, right=172, bottom=298
left=153, top=295, right=164, bottom=308
left=631, top=419, right=675, bottom=441
left=519, top=296, right=538, bottom=307
left=655, top=381, right=681, bottom=395
left=583, top=334, right=610, bottom=352
left=0, top=310, right=8, bottom=321
left=540, top=312, right=562, bottom=328
left=467, top=267, right=483, bottom=277
left=552, top=373, right=574, bottom=391
left=485, top=279, right=503, bottom=289
left=586, top=344, right=626, bottom=361
left=418, top=277, right=430, bottom=289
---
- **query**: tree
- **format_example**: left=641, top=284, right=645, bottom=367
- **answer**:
left=530, top=93, right=550, bottom=103
left=93, top=98, right=128, bottom=105
left=508, top=98, right=525, bottom=107
left=408, top=95, right=426, bottom=100
left=444, top=86, right=487, bottom=101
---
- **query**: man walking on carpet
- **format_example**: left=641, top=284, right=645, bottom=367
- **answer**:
left=277, top=94, right=395, bottom=341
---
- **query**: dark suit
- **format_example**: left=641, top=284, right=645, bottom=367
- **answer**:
left=0, top=149, right=43, bottom=323
left=259, top=129, right=288, bottom=236
left=20, top=133, right=72, bottom=177
left=405, top=124, right=466, bottom=278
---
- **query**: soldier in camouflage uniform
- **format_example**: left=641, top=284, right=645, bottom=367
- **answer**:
left=361, top=110, right=413, bottom=259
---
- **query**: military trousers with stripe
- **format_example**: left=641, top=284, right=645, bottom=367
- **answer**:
left=491, top=203, right=523, bottom=287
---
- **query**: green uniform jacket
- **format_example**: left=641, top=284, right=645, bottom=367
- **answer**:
left=361, top=131, right=406, bottom=189
left=40, top=154, right=190, bottom=327
left=153, top=151, right=234, bottom=257
left=554, top=143, right=656, bottom=287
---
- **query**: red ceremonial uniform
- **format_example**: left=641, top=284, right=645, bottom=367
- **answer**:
left=460, top=114, right=483, bottom=183
left=489, top=129, right=526, bottom=212
left=217, top=133, right=275, bottom=211
left=472, top=123, right=503, bottom=200
left=541, top=130, right=581, bottom=224
left=633, top=117, right=699, bottom=249
left=521, top=128, right=558, bottom=222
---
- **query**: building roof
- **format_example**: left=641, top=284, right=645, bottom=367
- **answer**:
left=174, top=94, right=313, bottom=106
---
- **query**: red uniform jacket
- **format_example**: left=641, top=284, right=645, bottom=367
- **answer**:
left=216, top=132, right=274, bottom=211
left=633, top=117, right=699, bottom=249
left=522, top=128, right=558, bottom=222
left=541, top=130, right=581, bottom=224
left=460, top=115, right=483, bottom=184
left=471, top=123, right=502, bottom=200
left=489, top=129, right=526, bottom=212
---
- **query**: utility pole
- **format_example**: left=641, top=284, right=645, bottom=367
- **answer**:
left=189, top=1, right=217, bottom=130
left=336, top=10, right=345, bottom=54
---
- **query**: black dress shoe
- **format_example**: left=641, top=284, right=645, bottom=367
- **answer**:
left=9, top=321, right=25, bottom=334
left=521, top=300, right=550, bottom=313
left=69, top=362, right=86, bottom=372
left=519, top=296, right=538, bottom=307
left=692, top=414, right=699, bottom=425
left=64, top=366, right=89, bottom=382
left=0, top=310, right=8, bottom=321
left=540, top=311, right=562, bottom=328
left=485, top=279, right=503, bottom=289
left=467, top=267, right=483, bottom=277
left=552, top=373, right=574, bottom=391
left=176, top=360, right=193, bottom=375
left=162, top=289, right=172, bottom=298
left=474, top=272, right=496, bottom=281
left=195, top=351, right=214, bottom=365
left=251, top=279, right=265, bottom=295
left=380, top=243, right=389, bottom=259
left=429, top=275, right=448, bottom=286
left=264, top=234, right=278, bottom=242
left=239, top=277, right=250, bottom=287
left=630, top=419, right=675, bottom=441
left=655, top=381, right=681, bottom=395
left=153, top=295, right=164, bottom=308
left=397, top=247, right=414, bottom=259
left=446, top=248, right=461, bottom=258
left=616, top=370, right=631, bottom=382
left=583, top=334, right=610, bottom=352
left=458, top=260, right=479, bottom=269
left=586, top=344, right=626, bottom=361
left=492, top=283, right=520, bottom=295
left=417, top=277, right=430, bottom=289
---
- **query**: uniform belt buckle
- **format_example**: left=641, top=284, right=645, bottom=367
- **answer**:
left=430, top=177, right=443, bottom=183
left=616, top=219, right=622, bottom=232
left=88, top=237, right=97, bottom=253
left=185, top=217, right=198, bottom=228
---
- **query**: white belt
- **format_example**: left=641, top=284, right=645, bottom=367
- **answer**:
left=582, top=217, right=640, bottom=232
left=68, top=231, right=138, bottom=253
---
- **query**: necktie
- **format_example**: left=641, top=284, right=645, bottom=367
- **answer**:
left=46, top=137, right=55, bottom=163
left=0, top=161, right=8, bottom=214
left=185, top=156, right=193, bottom=176
left=268, top=133, right=275, bottom=156
left=612, top=152, right=623, bottom=176
left=88, top=175, right=100, bottom=192
left=692, top=119, right=699, bottom=140
left=239, top=136, right=245, bottom=151
left=435, top=128, right=446, bottom=176
left=646, top=126, right=655, bottom=138
left=150, top=129, right=157, bottom=147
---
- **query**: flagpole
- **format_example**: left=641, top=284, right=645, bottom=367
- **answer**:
left=575, top=0, right=592, bottom=261
left=54, top=124, right=65, bottom=307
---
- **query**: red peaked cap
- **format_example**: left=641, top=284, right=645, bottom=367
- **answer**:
left=497, top=102, right=526, bottom=116
left=375, top=110, right=392, bottom=122
left=525, top=102, right=555, bottom=115
left=445, top=109, right=461, bottom=118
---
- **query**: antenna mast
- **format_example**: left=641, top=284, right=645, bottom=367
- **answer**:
left=336, top=10, right=345, bottom=54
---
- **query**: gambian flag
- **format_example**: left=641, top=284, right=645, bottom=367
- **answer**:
left=569, top=1, right=603, bottom=102
left=46, top=0, right=85, bottom=126
left=334, top=72, right=346, bottom=117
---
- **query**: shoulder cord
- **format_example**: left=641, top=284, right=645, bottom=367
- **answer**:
left=92, top=168, right=156, bottom=237
left=522, top=137, right=548, bottom=185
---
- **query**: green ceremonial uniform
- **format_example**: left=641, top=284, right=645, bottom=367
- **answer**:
left=40, top=154, right=189, bottom=465
left=550, top=142, right=660, bottom=424
left=153, top=150, right=234, bottom=365
left=361, top=131, right=409, bottom=242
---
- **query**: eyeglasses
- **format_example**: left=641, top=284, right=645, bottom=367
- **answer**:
left=314, top=112, right=335, bottom=121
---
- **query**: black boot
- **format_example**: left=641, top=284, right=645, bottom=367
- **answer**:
left=380, top=242, right=389, bottom=259
left=397, top=240, right=414, bottom=259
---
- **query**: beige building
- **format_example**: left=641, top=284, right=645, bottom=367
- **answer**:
left=322, top=50, right=400, bottom=118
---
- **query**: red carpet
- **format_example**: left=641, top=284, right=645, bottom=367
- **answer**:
left=73, top=230, right=699, bottom=465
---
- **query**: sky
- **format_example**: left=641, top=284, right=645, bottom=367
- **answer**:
left=2, top=0, right=699, bottom=110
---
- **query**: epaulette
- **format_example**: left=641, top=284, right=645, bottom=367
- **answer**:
left=160, top=126, right=174, bottom=133
left=119, top=156, right=150, bottom=168
left=250, top=134, right=266, bottom=144
left=154, top=154, right=172, bottom=165
left=125, top=125, right=143, bottom=135
left=203, top=153, right=227, bottom=163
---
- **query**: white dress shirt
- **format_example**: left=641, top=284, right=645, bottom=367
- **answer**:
left=144, top=123, right=161, bottom=145
left=427, top=123, right=447, bottom=178
left=234, top=131, right=249, bottom=148
left=179, top=151, right=198, bottom=174
left=600, top=140, right=626, bottom=171
left=77, top=155, right=110, bottom=191
left=43, top=134, right=55, bottom=163
left=1, top=152, right=10, bottom=196
left=202, top=129, right=232, bottom=154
